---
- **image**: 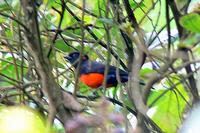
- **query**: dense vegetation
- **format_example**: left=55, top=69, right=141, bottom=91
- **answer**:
left=0, top=0, right=200, bottom=132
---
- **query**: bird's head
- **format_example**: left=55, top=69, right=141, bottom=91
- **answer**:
left=64, top=52, right=89, bottom=66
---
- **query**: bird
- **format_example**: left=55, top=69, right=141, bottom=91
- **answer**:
left=65, top=52, right=128, bottom=88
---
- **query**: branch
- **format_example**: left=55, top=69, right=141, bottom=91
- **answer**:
left=0, top=12, right=29, bottom=32
left=47, top=1, right=66, bottom=57
left=168, top=0, right=199, bottom=103
left=20, top=0, right=75, bottom=128
left=64, top=4, right=128, bottom=71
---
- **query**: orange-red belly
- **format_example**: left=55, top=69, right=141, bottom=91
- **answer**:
left=80, top=73, right=104, bottom=88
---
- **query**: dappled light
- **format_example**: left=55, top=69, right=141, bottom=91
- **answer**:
left=0, top=0, right=200, bottom=132
left=0, top=106, right=46, bottom=133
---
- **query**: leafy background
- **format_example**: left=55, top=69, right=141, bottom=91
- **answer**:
left=0, top=0, right=200, bottom=133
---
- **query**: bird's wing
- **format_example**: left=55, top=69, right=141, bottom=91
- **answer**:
left=81, top=61, right=128, bottom=83
left=83, top=61, right=127, bottom=75
left=81, top=61, right=105, bottom=74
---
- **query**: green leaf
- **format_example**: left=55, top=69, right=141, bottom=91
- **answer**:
left=140, top=68, right=156, bottom=78
left=0, top=17, right=5, bottom=24
left=98, top=18, right=114, bottom=25
left=0, top=57, right=27, bottom=86
left=180, top=13, right=200, bottom=33
left=79, top=83, right=90, bottom=94
left=55, top=39, right=71, bottom=52
left=147, top=77, right=189, bottom=133
left=129, top=0, right=145, bottom=9
left=84, top=15, right=95, bottom=24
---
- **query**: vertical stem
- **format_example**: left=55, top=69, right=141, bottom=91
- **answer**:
left=103, top=0, right=111, bottom=91
left=73, top=0, right=86, bottom=95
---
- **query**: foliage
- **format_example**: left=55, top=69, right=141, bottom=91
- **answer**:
left=0, top=0, right=200, bottom=133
